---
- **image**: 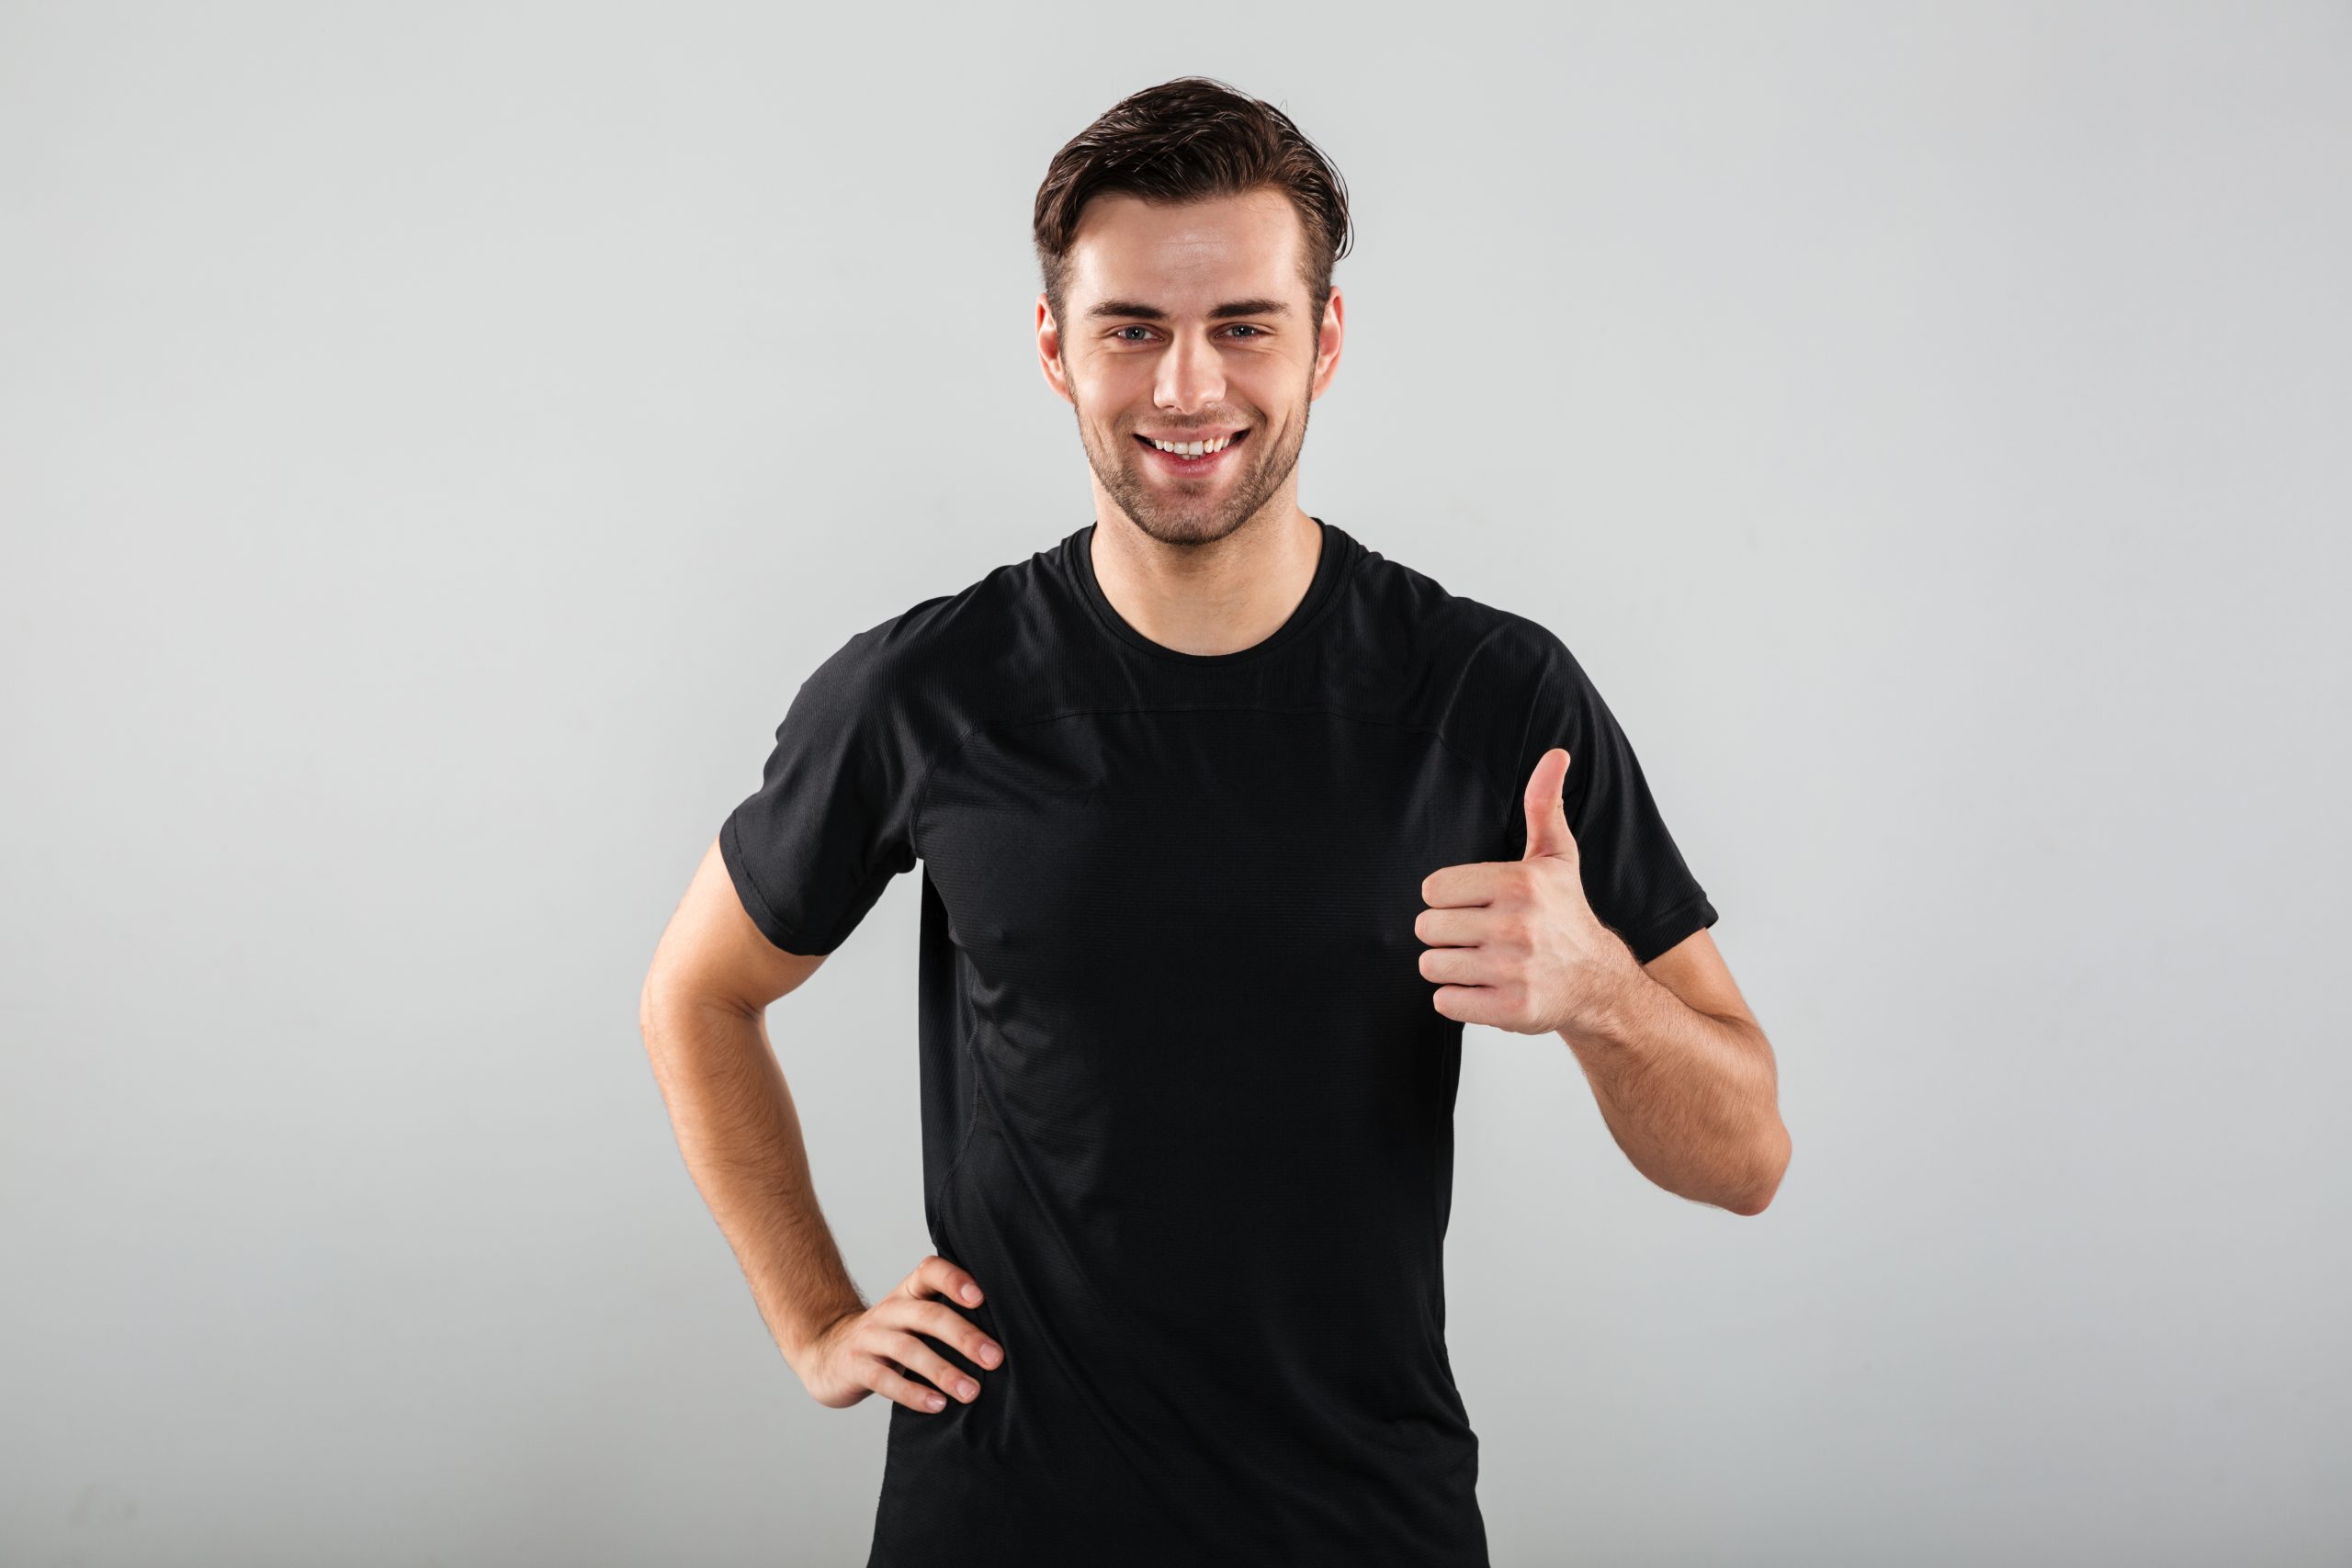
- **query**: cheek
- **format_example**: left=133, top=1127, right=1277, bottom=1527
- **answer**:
left=1230, top=372, right=1300, bottom=427
left=1069, top=356, right=1134, bottom=402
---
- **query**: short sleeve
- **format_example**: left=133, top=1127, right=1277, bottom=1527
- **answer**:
left=1495, top=623, right=1718, bottom=964
left=718, top=629, right=926, bottom=956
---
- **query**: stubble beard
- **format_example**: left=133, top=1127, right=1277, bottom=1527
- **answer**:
left=1077, top=371, right=1312, bottom=549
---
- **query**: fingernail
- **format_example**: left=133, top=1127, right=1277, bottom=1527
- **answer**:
left=925, top=1393, right=945, bottom=1410
left=980, top=1341, right=1001, bottom=1366
left=956, top=1379, right=978, bottom=1400
left=961, top=1283, right=980, bottom=1303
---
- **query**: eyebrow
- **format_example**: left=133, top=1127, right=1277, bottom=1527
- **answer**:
left=1084, top=297, right=1293, bottom=321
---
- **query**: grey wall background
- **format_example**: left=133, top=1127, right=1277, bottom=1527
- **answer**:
left=5, top=3, right=2346, bottom=1563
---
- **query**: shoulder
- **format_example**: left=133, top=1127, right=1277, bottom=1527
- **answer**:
left=1344, top=534, right=1582, bottom=697
left=789, top=540, right=1068, bottom=743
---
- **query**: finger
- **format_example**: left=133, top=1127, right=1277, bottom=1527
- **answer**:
left=885, top=1297, right=1004, bottom=1372
left=1521, top=748, right=1576, bottom=862
left=869, top=1355, right=955, bottom=1415
left=1418, top=945, right=1498, bottom=987
left=912, top=1254, right=986, bottom=1308
left=1412, top=904, right=1491, bottom=948
left=880, top=1329, right=988, bottom=1404
left=1432, top=981, right=1513, bottom=1029
left=1419, top=859, right=1509, bottom=910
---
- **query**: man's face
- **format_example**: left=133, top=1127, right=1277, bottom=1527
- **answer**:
left=1038, top=188, right=1344, bottom=547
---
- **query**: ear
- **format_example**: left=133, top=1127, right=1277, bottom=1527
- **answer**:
left=1036, top=292, right=1073, bottom=405
left=1309, top=286, right=1345, bottom=401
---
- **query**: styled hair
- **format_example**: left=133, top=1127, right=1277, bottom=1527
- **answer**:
left=1032, top=76, right=1353, bottom=341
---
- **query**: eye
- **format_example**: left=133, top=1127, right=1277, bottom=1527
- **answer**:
left=1106, top=324, right=1267, bottom=343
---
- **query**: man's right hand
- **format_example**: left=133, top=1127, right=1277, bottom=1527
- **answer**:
left=790, top=1255, right=1005, bottom=1413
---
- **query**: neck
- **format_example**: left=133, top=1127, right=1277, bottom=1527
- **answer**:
left=1087, top=503, right=1323, bottom=659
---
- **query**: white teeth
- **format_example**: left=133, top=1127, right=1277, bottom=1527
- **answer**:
left=1153, top=434, right=1232, bottom=456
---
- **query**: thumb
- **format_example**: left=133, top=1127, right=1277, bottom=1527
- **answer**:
left=1521, top=748, right=1575, bottom=861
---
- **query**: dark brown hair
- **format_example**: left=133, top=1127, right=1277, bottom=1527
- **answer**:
left=1033, top=76, right=1353, bottom=342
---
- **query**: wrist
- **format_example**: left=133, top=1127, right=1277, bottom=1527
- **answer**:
left=1555, top=942, right=1648, bottom=1051
left=783, top=1299, right=863, bottom=1370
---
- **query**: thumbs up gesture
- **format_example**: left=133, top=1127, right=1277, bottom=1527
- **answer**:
left=1415, top=748, right=1639, bottom=1034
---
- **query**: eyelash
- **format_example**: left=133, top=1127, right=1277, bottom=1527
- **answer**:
left=1111, top=325, right=1264, bottom=343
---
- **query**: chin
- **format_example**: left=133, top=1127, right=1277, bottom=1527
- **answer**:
left=1123, top=511, right=1228, bottom=547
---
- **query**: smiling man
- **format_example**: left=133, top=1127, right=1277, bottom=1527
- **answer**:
left=640, top=75, right=1789, bottom=1566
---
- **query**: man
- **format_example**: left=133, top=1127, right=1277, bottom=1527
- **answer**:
left=640, top=75, right=1789, bottom=1566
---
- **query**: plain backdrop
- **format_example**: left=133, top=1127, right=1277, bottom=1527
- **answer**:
left=5, top=3, right=2346, bottom=1564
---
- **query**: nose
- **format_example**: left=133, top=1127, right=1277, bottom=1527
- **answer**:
left=1154, top=329, right=1225, bottom=415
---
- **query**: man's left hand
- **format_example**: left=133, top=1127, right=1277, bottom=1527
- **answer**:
left=1414, top=747, right=1639, bottom=1034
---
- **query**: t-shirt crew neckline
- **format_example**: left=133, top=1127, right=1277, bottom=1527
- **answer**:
left=1069, top=516, right=1356, bottom=668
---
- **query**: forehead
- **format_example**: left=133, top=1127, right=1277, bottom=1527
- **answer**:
left=1064, top=188, right=1307, bottom=311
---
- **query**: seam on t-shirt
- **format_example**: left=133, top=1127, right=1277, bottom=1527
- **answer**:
left=905, top=702, right=1522, bottom=857
left=1429, top=1038, right=1462, bottom=1251
left=1616, top=887, right=1717, bottom=962
left=929, top=1019, right=988, bottom=1227
left=721, top=811, right=818, bottom=952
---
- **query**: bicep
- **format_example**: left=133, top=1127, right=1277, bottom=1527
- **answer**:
left=1642, top=926, right=1757, bottom=1034
left=644, top=835, right=830, bottom=1019
left=716, top=633, right=923, bottom=958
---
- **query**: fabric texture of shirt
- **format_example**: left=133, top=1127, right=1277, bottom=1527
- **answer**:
left=718, top=518, right=1717, bottom=1566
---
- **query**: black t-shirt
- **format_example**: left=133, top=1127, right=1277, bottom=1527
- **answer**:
left=719, top=518, right=1716, bottom=1566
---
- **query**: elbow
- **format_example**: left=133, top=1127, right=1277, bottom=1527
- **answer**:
left=1729, top=1124, right=1792, bottom=1216
left=638, top=964, right=671, bottom=1039
left=639, top=967, right=700, bottom=1059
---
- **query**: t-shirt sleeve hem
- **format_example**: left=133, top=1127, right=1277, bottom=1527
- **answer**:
left=1614, top=889, right=1719, bottom=966
left=718, top=813, right=839, bottom=957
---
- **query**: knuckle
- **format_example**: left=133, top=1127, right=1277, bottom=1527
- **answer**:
left=890, top=1373, right=944, bottom=1413
left=917, top=1310, right=975, bottom=1356
left=910, top=1344, right=979, bottom=1400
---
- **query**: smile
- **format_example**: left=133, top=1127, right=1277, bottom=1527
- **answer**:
left=1134, top=428, right=1248, bottom=470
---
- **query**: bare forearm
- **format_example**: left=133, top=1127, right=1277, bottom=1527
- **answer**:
left=1559, top=964, right=1788, bottom=1214
left=639, top=992, right=865, bottom=1363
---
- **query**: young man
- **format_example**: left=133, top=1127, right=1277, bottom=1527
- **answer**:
left=641, top=75, right=1789, bottom=1566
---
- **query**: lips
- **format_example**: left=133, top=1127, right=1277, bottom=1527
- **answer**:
left=1134, top=428, right=1248, bottom=474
